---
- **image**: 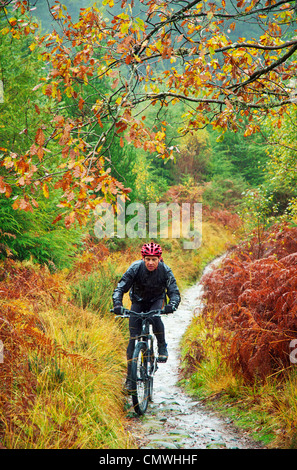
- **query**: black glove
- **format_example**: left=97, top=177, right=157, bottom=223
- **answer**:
left=164, top=304, right=174, bottom=314
left=113, top=305, right=123, bottom=315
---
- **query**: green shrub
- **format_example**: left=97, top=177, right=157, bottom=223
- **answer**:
left=70, top=263, right=120, bottom=313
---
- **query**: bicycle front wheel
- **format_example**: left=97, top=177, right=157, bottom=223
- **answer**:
left=131, top=342, right=150, bottom=415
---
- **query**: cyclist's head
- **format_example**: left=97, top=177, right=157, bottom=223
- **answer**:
left=141, top=242, right=162, bottom=258
left=141, top=243, right=162, bottom=271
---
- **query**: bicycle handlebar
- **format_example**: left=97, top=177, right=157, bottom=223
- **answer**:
left=110, top=307, right=167, bottom=318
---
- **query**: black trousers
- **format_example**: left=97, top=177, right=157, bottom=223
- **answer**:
left=126, top=298, right=165, bottom=375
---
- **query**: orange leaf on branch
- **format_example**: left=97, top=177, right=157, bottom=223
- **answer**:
left=0, top=176, right=6, bottom=194
left=42, top=183, right=49, bottom=199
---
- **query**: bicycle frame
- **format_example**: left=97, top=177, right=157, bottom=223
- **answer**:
left=112, top=307, right=165, bottom=415
left=132, top=309, right=161, bottom=378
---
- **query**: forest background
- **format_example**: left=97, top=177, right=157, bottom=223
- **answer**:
left=1, top=0, right=297, bottom=449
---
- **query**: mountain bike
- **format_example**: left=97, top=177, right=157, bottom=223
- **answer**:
left=111, top=307, right=167, bottom=416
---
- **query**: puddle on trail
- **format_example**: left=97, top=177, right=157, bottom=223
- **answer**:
left=127, top=257, right=264, bottom=450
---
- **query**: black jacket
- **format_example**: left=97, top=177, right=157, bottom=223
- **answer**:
left=112, top=260, right=181, bottom=309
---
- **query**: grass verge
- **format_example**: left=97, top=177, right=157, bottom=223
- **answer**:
left=180, top=300, right=297, bottom=448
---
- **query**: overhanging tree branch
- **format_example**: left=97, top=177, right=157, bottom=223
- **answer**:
left=232, top=42, right=297, bottom=92
left=2, top=0, right=297, bottom=222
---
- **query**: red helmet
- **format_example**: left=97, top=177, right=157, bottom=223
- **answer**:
left=141, top=242, right=162, bottom=258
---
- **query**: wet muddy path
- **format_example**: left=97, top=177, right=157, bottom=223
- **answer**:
left=127, top=258, right=264, bottom=450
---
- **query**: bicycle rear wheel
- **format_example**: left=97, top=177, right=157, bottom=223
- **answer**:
left=131, top=342, right=150, bottom=415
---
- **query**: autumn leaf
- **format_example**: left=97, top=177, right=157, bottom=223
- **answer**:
left=64, top=211, right=76, bottom=228
left=31, top=198, right=39, bottom=208
left=97, top=115, right=103, bottom=128
left=78, top=98, right=84, bottom=110
left=43, top=183, right=50, bottom=198
left=0, top=176, right=6, bottom=194
left=5, top=184, right=12, bottom=198
left=35, top=128, right=45, bottom=146
left=37, top=146, right=44, bottom=162
left=52, top=213, right=63, bottom=224
left=102, top=0, right=114, bottom=6
left=19, top=198, right=33, bottom=212
left=12, top=199, right=20, bottom=210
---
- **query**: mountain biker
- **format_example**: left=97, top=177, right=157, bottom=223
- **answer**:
left=112, top=242, right=181, bottom=393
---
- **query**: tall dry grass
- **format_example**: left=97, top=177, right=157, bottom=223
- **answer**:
left=0, top=253, right=135, bottom=449
left=19, top=305, right=132, bottom=449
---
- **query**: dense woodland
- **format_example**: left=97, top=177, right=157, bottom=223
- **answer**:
left=1, top=0, right=297, bottom=449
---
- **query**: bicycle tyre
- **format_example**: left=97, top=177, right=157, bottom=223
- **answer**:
left=131, top=342, right=150, bottom=415
left=148, top=376, right=154, bottom=402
